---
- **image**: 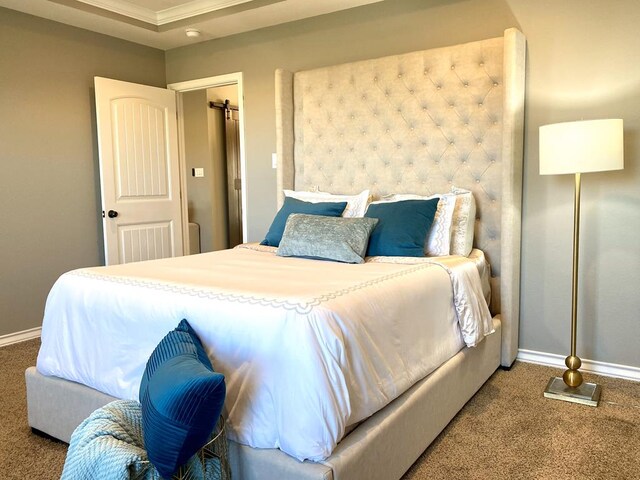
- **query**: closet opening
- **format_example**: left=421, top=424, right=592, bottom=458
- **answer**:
left=169, top=74, right=247, bottom=254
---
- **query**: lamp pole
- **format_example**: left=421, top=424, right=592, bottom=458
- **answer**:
left=564, top=172, right=583, bottom=388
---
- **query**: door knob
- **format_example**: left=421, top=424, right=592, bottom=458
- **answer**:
left=107, top=210, right=118, bottom=218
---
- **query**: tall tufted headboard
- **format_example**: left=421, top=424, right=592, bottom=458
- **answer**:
left=275, top=29, right=525, bottom=366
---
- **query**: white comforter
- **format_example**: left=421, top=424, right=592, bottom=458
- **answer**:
left=37, top=245, right=493, bottom=461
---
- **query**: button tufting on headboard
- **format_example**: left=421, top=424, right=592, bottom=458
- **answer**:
left=276, top=28, right=526, bottom=367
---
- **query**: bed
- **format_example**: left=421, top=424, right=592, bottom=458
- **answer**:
left=26, top=28, right=525, bottom=480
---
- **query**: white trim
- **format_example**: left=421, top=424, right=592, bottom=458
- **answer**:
left=0, top=327, right=41, bottom=348
left=518, top=348, right=640, bottom=382
left=77, top=0, right=254, bottom=26
left=168, top=73, right=248, bottom=248
left=78, top=0, right=156, bottom=24
left=168, top=73, right=240, bottom=93
left=173, top=90, right=190, bottom=254
left=157, top=0, right=253, bottom=25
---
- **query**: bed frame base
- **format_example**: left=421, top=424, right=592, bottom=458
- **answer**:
left=26, top=319, right=500, bottom=480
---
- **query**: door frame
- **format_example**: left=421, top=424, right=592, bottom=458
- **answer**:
left=168, top=73, right=248, bottom=252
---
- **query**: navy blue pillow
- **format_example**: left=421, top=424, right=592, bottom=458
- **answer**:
left=139, top=319, right=226, bottom=479
left=260, top=196, right=348, bottom=247
left=365, top=199, right=439, bottom=257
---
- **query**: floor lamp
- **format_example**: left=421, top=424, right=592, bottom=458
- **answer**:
left=539, top=119, right=624, bottom=407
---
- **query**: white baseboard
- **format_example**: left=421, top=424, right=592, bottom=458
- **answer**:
left=0, top=327, right=42, bottom=348
left=517, top=349, right=640, bottom=382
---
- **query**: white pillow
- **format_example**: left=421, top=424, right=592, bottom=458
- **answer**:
left=382, top=193, right=456, bottom=257
left=449, top=187, right=476, bottom=257
left=283, top=189, right=370, bottom=218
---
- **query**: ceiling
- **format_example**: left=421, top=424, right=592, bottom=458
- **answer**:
left=0, top=0, right=384, bottom=50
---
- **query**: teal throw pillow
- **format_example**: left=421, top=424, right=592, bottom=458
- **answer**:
left=365, top=199, right=439, bottom=257
left=276, top=214, right=379, bottom=264
left=260, top=197, right=347, bottom=247
left=139, top=319, right=226, bottom=479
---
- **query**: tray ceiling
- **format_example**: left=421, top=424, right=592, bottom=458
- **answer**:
left=0, top=0, right=384, bottom=50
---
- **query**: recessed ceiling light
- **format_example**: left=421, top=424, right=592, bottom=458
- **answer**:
left=185, top=28, right=202, bottom=38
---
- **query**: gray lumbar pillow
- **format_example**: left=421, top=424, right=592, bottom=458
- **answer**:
left=276, top=214, right=379, bottom=264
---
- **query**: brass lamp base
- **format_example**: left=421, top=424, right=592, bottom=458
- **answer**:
left=543, top=377, right=601, bottom=407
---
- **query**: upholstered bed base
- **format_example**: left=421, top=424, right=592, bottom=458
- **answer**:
left=26, top=319, right=500, bottom=480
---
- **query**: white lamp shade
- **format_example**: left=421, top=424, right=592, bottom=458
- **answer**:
left=539, top=119, right=624, bottom=175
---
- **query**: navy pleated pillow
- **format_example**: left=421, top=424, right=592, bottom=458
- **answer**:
left=365, top=199, right=440, bottom=257
left=139, top=319, right=226, bottom=479
left=260, top=196, right=348, bottom=247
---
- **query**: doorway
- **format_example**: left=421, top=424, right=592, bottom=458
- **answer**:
left=169, top=74, right=247, bottom=254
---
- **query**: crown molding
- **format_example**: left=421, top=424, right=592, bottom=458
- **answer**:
left=0, top=0, right=384, bottom=50
left=158, top=0, right=253, bottom=25
left=77, top=0, right=255, bottom=26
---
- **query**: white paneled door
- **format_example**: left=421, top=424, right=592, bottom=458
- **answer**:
left=95, top=77, right=183, bottom=265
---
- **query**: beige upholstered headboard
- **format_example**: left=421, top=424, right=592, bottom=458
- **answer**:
left=275, top=29, right=525, bottom=366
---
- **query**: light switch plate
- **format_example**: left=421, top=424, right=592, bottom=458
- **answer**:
left=271, top=153, right=277, bottom=169
left=193, top=167, right=204, bottom=177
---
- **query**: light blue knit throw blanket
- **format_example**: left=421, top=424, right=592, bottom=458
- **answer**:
left=61, top=400, right=224, bottom=480
left=61, top=400, right=160, bottom=480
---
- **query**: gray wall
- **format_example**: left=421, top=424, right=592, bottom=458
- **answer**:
left=513, top=1, right=640, bottom=368
left=166, top=0, right=640, bottom=368
left=0, top=8, right=166, bottom=336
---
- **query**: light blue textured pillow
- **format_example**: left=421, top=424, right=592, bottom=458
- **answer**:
left=276, top=214, right=378, bottom=264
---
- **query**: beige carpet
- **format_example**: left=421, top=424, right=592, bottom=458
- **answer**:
left=403, top=360, right=640, bottom=480
left=1, top=339, right=639, bottom=480
left=0, top=339, right=67, bottom=479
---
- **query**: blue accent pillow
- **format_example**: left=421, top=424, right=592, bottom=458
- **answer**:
left=260, top=196, right=348, bottom=247
left=365, top=199, right=439, bottom=257
left=139, top=319, right=226, bottom=479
